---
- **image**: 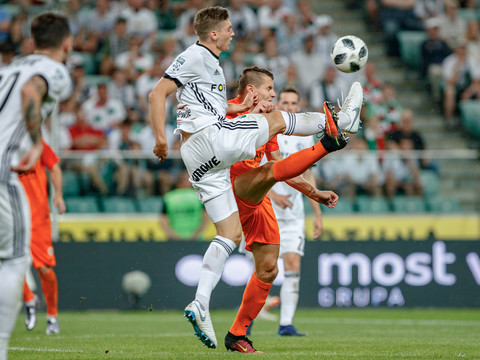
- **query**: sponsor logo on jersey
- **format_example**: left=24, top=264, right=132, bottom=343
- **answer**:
left=210, top=84, right=225, bottom=91
left=191, top=156, right=221, bottom=182
left=214, top=69, right=220, bottom=75
left=177, top=105, right=191, bottom=119
left=177, top=57, right=185, bottom=65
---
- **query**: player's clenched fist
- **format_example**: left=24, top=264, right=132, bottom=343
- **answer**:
left=153, top=142, right=168, bottom=161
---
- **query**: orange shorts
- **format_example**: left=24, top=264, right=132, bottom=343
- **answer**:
left=30, top=223, right=56, bottom=268
left=232, top=181, right=280, bottom=252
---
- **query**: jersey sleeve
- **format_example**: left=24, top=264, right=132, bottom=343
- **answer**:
left=40, top=140, right=59, bottom=170
left=163, top=50, right=205, bottom=88
left=265, top=135, right=279, bottom=153
left=36, top=60, right=72, bottom=102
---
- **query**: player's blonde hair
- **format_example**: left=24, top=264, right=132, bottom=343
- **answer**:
left=194, top=6, right=230, bottom=41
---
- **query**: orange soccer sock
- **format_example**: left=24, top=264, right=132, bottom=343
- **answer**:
left=39, top=268, right=58, bottom=317
left=23, top=281, right=35, bottom=303
left=229, top=272, right=272, bottom=336
left=272, top=142, right=329, bottom=181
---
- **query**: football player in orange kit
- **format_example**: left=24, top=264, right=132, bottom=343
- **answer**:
left=224, top=66, right=344, bottom=353
left=19, top=140, right=65, bottom=334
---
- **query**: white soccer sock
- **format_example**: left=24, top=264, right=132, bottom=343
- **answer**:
left=195, top=236, right=236, bottom=311
left=279, top=271, right=300, bottom=326
left=280, top=111, right=351, bottom=136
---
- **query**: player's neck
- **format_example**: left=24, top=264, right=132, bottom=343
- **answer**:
left=197, top=40, right=221, bottom=57
left=34, top=48, right=65, bottom=64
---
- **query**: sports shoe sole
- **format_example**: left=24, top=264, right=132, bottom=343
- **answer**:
left=323, top=101, right=339, bottom=138
left=184, top=310, right=216, bottom=349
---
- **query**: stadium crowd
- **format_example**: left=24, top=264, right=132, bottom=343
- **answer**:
left=0, top=0, right=476, bottom=206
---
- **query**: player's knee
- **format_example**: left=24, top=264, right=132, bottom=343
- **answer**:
left=256, top=261, right=278, bottom=283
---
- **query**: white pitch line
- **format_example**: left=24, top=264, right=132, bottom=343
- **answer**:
left=296, top=317, right=480, bottom=327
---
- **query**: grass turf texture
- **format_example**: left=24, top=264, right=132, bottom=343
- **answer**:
left=9, top=308, right=480, bottom=359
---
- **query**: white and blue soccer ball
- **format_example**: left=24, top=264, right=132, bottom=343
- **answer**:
left=330, top=35, right=368, bottom=73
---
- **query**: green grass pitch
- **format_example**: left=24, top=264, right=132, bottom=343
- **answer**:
left=9, top=308, right=480, bottom=359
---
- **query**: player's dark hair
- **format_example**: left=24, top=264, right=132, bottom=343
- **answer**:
left=31, top=12, right=70, bottom=50
left=277, top=87, right=299, bottom=101
left=237, top=66, right=274, bottom=95
left=194, top=6, right=229, bottom=41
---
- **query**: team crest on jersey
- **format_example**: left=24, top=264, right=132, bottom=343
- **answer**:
left=177, top=57, right=185, bottom=64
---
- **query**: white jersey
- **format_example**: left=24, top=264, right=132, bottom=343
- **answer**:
left=0, top=54, right=71, bottom=183
left=271, top=134, right=315, bottom=221
left=164, top=42, right=227, bottom=135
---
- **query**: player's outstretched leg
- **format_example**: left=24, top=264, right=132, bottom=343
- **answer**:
left=184, top=300, right=218, bottom=349
left=225, top=332, right=263, bottom=353
left=337, top=81, right=364, bottom=134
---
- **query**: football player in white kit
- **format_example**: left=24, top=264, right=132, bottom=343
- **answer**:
left=149, top=6, right=363, bottom=349
left=270, top=87, right=323, bottom=337
left=0, top=13, right=72, bottom=360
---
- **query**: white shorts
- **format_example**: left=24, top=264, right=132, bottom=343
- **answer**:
left=180, top=114, right=269, bottom=203
left=278, top=218, right=305, bottom=257
left=204, top=188, right=238, bottom=223
left=0, top=181, right=30, bottom=259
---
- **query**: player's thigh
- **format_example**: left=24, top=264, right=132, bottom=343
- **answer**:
left=232, top=162, right=276, bottom=204
left=278, top=218, right=305, bottom=258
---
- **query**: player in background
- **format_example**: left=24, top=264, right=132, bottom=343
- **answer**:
left=0, top=12, right=72, bottom=360
left=224, top=67, right=341, bottom=353
left=20, top=140, right=66, bottom=334
left=269, top=87, right=322, bottom=337
left=149, top=6, right=363, bottom=349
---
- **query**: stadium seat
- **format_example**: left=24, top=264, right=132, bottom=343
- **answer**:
left=459, top=100, right=480, bottom=137
left=355, top=196, right=390, bottom=213
left=62, top=170, right=81, bottom=197
left=420, top=170, right=439, bottom=198
left=101, top=197, right=138, bottom=213
left=137, top=196, right=163, bottom=213
left=427, top=197, right=462, bottom=213
left=397, top=31, right=427, bottom=68
left=391, top=196, right=427, bottom=213
left=65, top=196, right=100, bottom=213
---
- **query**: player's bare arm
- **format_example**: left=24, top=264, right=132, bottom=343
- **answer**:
left=51, top=163, right=66, bottom=214
left=12, top=76, right=48, bottom=172
left=304, top=168, right=323, bottom=238
left=149, top=77, right=178, bottom=161
left=227, top=89, right=257, bottom=114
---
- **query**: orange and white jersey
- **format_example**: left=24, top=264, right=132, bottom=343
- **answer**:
left=0, top=54, right=71, bottom=184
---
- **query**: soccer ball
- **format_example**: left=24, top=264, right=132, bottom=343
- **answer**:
left=330, top=35, right=368, bottom=73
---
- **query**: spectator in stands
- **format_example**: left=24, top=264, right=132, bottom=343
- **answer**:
left=366, top=82, right=403, bottom=133
left=68, top=107, right=109, bottom=195
left=98, top=17, right=130, bottom=75
left=276, top=13, right=305, bottom=59
left=158, top=36, right=180, bottom=70
left=421, top=17, right=451, bottom=102
left=363, top=62, right=384, bottom=105
left=176, top=0, right=203, bottom=40
left=383, top=139, right=423, bottom=199
left=227, top=0, right=259, bottom=44
left=312, top=15, right=337, bottom=65
left=120, top=0, right=158, bottom=39
left=442, top=40, right=480, bottom=128
left=278, top=64, right=308, bottom=108
left=296, top=0, right=317, bottom=33
left=363, top=114, right=387, bottom=151
left=466, top=20, right=480, bottom=62
left=175, top=12, right=197, bottom=51
left=135, top=58, right=164, bottom=116
left=7, top=15, right=26, bottom=55
left=254, top=35, right=290, bottom=89
left=85, top=0, right=119, bottom=42
left=438, top=0, right=467, bottom=50
left=291, top=34, right=326, bottom=90
left=108, top=67, right=136, bottom=109
left=379, top=0, right=424, bottom=57
left=388, top=108, right=437, bottom=172
left=70, top=64, right=94, bottom=104
left=115, top=35, right=154, bottom=81
left=81, top=82, right=127, bottom=134
left=309, top=66, right=344, bottom=112
left=341, top=136, right=384, bottom=199
left=414, top=0, right=444, bottom=22
left=223, top=44, right=249, bottom=98
left=153, top=0, right=178, bottom=31
left=257, top=0, right=292, bottom=39
left=159, top=170, right=210, bottom=241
